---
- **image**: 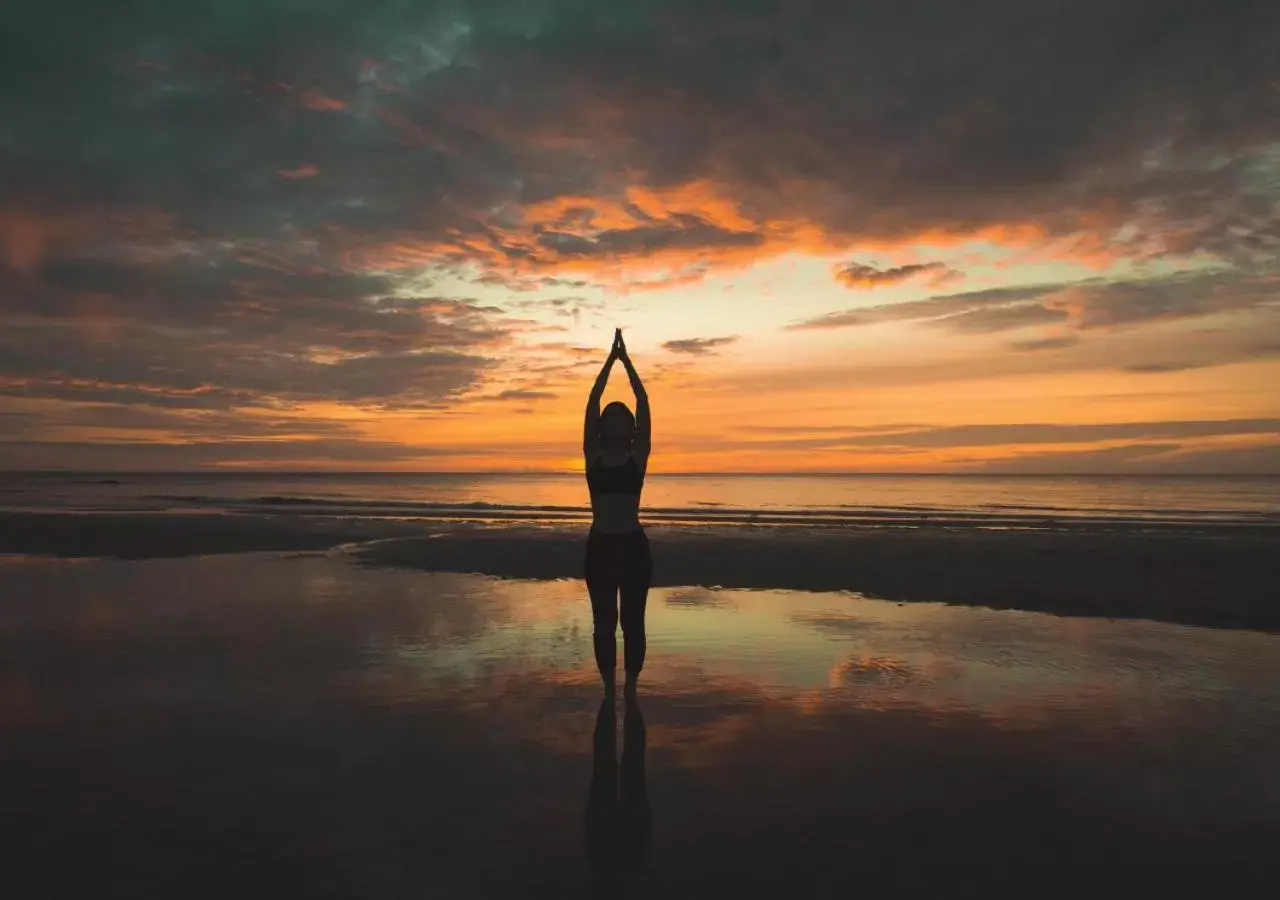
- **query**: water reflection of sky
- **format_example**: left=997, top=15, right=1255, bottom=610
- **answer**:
left=2, top=552, right=1278, bottom=893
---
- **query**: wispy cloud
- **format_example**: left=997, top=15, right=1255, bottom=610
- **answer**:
left=835, top=262, right=961, bottom=290
left=726, top=419, right=1280, bottom=451
left=298, top=89, right=347, bottom=112
left=1008, top=336, right=1080, bottom=352
left=789, top=270, right=1280, bottom=337
left=662, top=336, right=740, bottom=356
left=276, top=163, right=319, bottom=180
left=963, top=441, right=1280, bottom=475
left=492, top=389, right=558, bottom=402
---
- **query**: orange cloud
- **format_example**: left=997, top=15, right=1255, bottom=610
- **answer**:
left=276, top=163, right=319, bottom=180
left=329, top=173, right=1127, bottom=294
left=299, top=89, right=347, bottom=112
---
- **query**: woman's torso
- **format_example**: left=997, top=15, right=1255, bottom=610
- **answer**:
left=586, top=450, right=645, bottom=534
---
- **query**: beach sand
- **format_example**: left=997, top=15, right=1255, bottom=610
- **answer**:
left=3, top=510, right=1278, bottom=630
left=2, top=551, right=1278, bottom=895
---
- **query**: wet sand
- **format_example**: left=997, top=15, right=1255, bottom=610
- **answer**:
left=3, top=510, right=1278, bottom=631
left=1, top=552, right=1278, bottom=895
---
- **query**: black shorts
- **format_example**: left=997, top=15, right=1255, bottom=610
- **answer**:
left=584, top=529, right=653, bottom=597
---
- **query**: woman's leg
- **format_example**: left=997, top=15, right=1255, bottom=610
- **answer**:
left=619, top=535, right=653, bottom=685
left=585, top=540, right=620, bottom=688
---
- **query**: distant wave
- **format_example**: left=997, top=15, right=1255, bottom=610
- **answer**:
left=133, top=492, right=1280, bottom=533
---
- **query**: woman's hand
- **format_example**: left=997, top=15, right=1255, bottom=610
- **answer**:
left=612, top=327, right=649, bottom=461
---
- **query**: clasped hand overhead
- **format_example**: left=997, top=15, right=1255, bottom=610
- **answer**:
left=611, top=327, right=631, bottom=362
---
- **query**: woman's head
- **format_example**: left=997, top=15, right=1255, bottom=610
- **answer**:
left=599, top=401, right=635, bottom=446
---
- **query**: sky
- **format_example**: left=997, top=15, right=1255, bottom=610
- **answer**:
left=1, top=0, right=1279, bottom=473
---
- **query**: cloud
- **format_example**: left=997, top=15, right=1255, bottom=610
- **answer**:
left=736, top=423, right=928, bottom=435
left=789, top=269, right=1280, bottom=337
left=535, top=216, right=764, bottom=261
left=932, top=304, right=1068, bottom=334
left=277, top=163, right=319, bottom=180
left=723, top=419, right=1280, bottom=451
left=846, top=419, right=1280, bottom=449
left=1119, top=337, right=1280, bottom=372
left=964, top=440, right=1280, bottom=475
left=38, top=405, right=363, bottom=439
left=0, top=255, right=509, bottom=411
left=1009, top=336, right=1081, bottom=352
left=0, top=438, right=450, bottom=469
left=492, top=389, right=557, bottom=402
left=787, top=284, right=1063, bottom=331
left=1122, top=361, right=1206, bottom=374
left=835, top=262, right=960, bottom=290
left=298, top=89, right=347, bottom=112
left=0, top=411, right=36, bottom=435
left=1150, top=441, right=1280, bottom=474
left=2, top=0, right=1277, bottom=287
left=662, top=336, right=740, bottom=356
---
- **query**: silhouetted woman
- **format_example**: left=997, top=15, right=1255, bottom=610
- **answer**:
left=583, top=328, right=652, bottom=696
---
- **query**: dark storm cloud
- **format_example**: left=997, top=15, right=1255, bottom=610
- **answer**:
left=4, top=0, right=1279, bottom=267
left=662, top=336, right=740, bottom=356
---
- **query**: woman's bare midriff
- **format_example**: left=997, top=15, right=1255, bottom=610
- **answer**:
left=590, top=493, right=643, bottom=533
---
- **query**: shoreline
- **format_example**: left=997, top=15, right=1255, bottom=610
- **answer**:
left=2, top=511, right=1278, bottom=632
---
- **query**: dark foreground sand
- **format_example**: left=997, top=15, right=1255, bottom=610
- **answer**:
left=2, top=510, right=1278, bottom=631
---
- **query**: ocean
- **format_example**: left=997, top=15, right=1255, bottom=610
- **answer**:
left=2, top=471, right=1277, bottom=531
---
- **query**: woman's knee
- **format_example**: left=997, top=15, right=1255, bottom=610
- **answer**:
left=619, top=596, right=647, bottom=634
left=592, top=604, right=618, bottom=633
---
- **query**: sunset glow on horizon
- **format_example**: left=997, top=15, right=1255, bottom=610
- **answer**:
left=2, top=1, right=1279, bottom=473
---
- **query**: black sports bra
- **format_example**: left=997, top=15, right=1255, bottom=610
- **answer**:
left=586, top=453, right=645, bottom=496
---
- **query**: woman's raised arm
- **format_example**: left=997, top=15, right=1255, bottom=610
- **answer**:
left=583, top=336, right=619, bottom=460
left=616, top=334, right=650, bottom=460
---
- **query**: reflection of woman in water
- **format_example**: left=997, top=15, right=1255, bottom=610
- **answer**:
left=583, top=328, right=653, bottom=696
left=584, top=695, right=652, bottom=896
